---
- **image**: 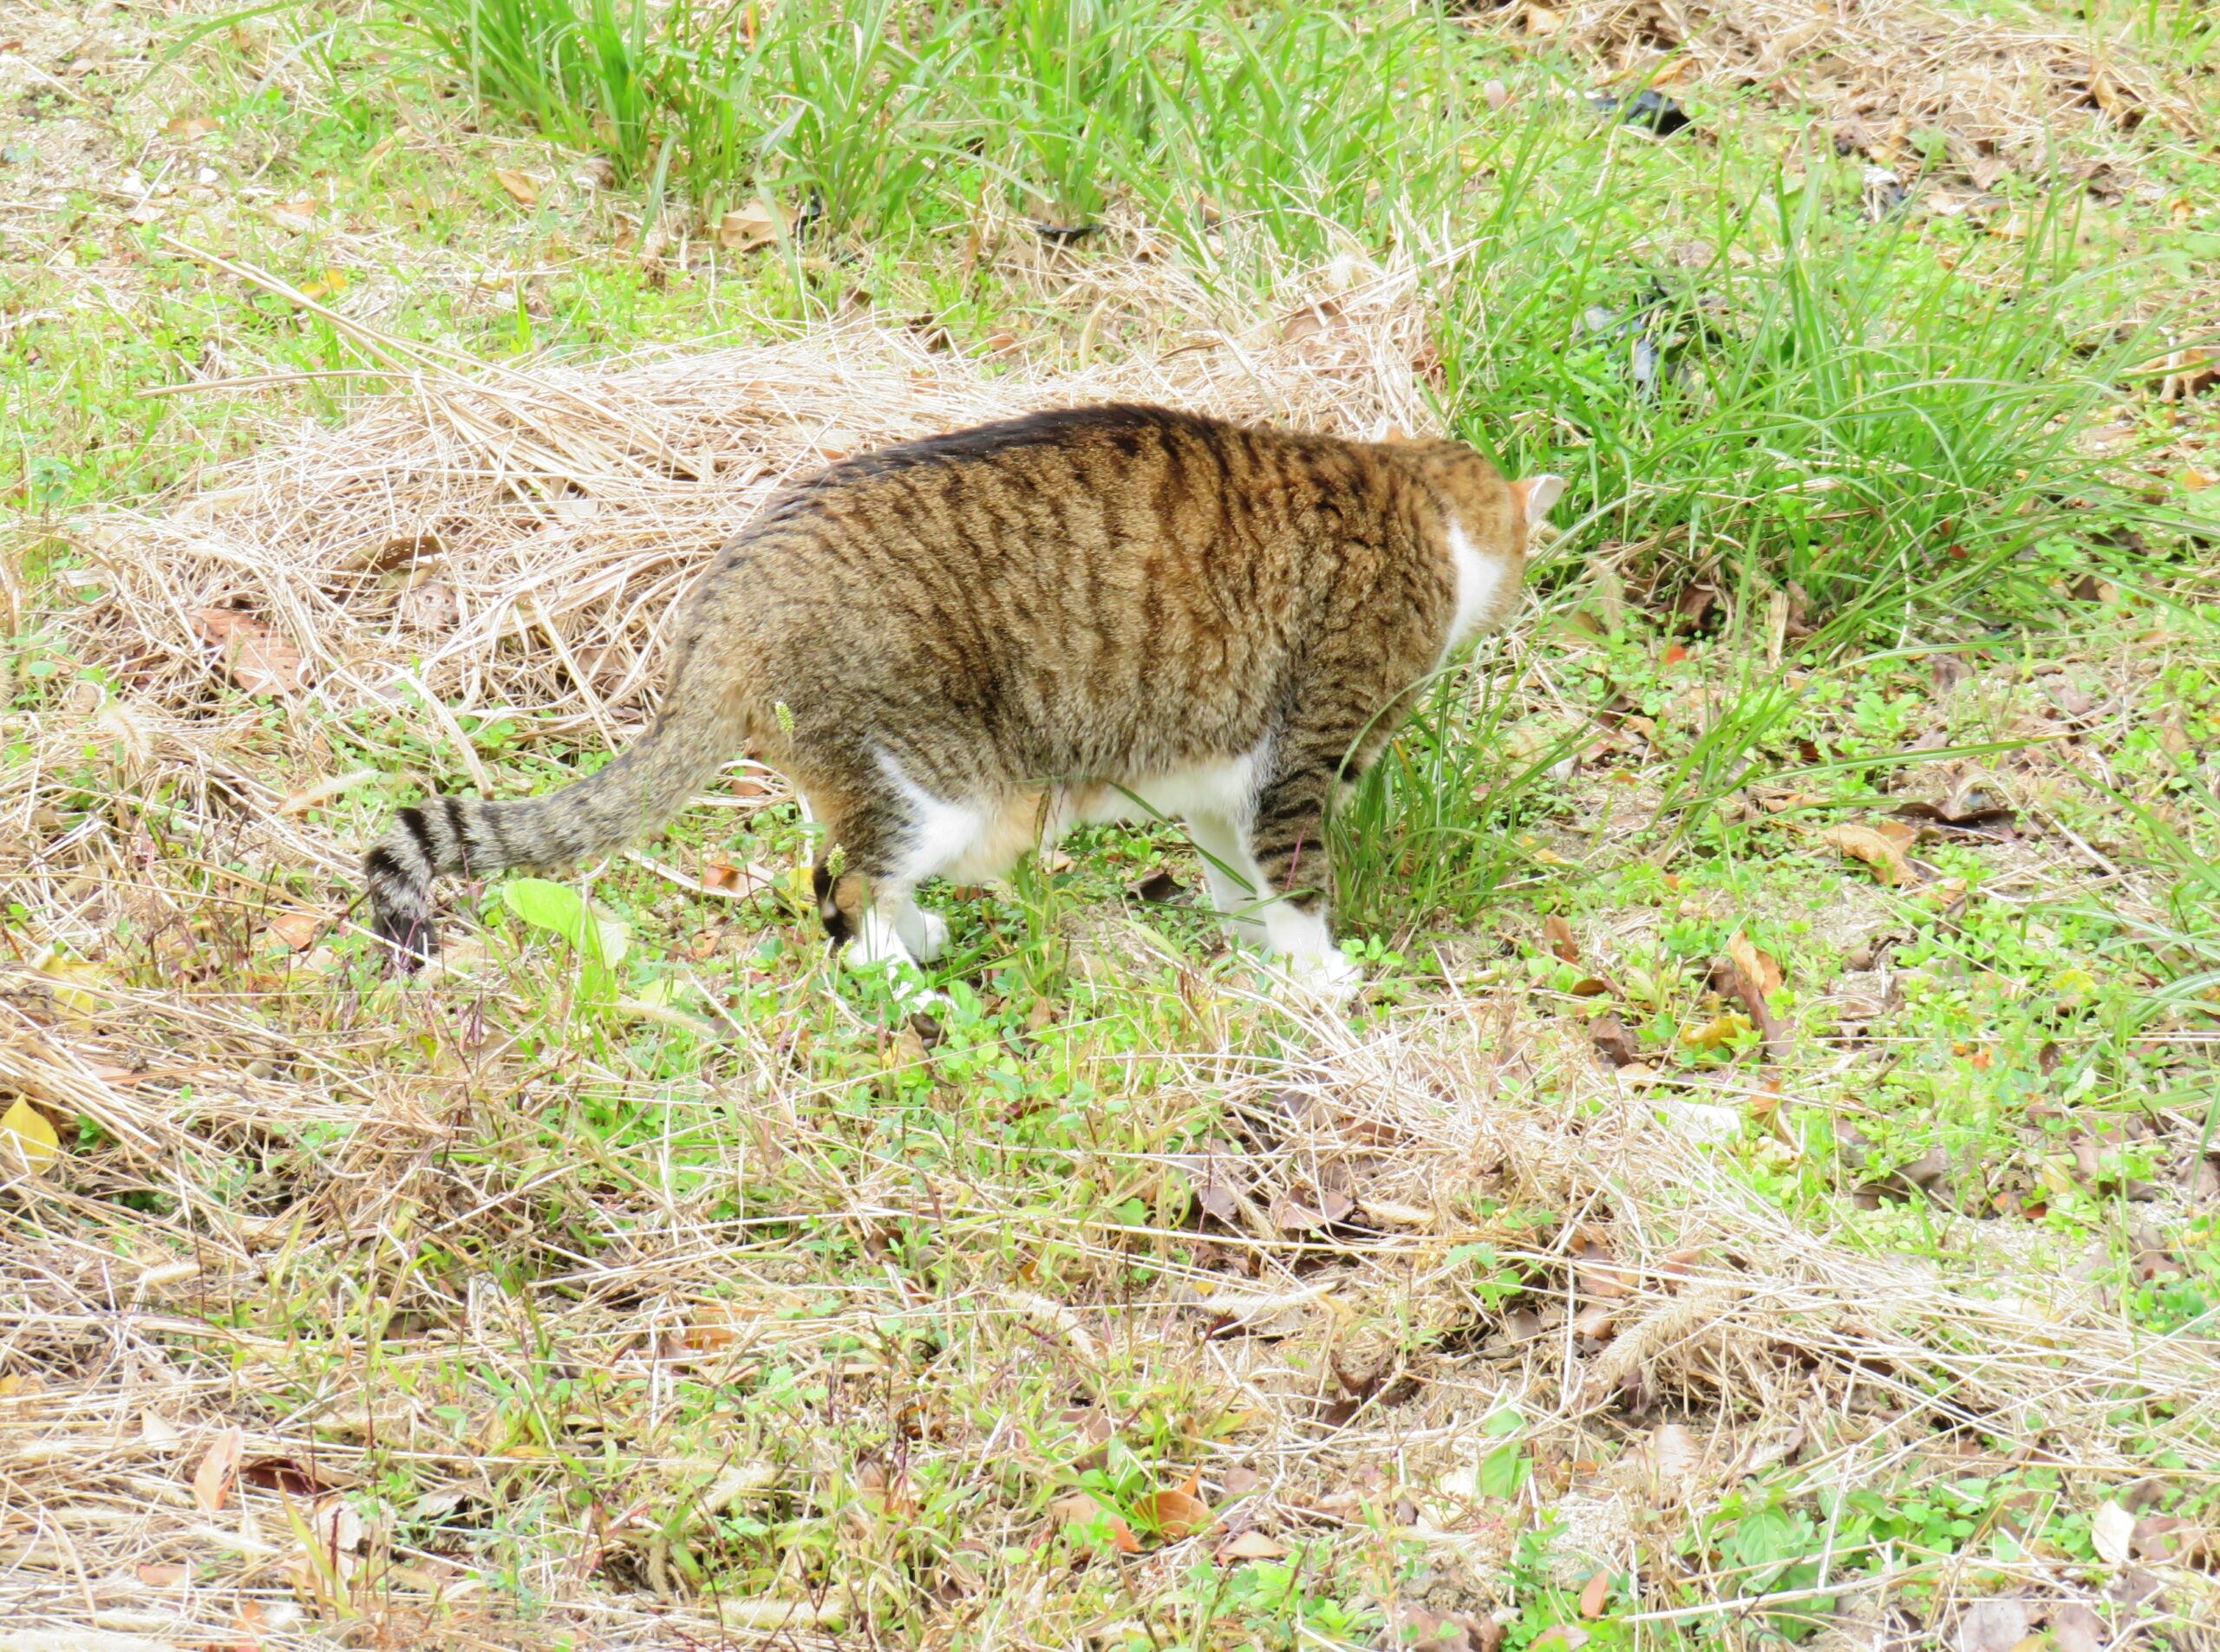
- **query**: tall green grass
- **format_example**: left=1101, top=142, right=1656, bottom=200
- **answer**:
left=402, top=0, right=1473, bottom=260
left=1435, top=149, right=2162, bottom=637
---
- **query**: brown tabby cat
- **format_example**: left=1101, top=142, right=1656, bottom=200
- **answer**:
left=364, top=404, right=1562, bottom=997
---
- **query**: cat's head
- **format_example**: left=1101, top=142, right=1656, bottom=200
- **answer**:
left=1508, top=473, right=1567, bottom=542
left=1383, top=431, right=1565, bottom=551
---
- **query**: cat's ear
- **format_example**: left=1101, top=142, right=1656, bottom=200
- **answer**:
left=1510, top=473, right=1567, bottom=522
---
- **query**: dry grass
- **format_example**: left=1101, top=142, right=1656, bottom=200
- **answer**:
left=69, top=245, right=1435, bottom=740
left=1519, top=0, right=2197, bottom=182
left=6, top=241, right=2218, bottom=1648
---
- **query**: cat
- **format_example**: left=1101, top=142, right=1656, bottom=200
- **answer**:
left=364, top=403, right=1562, bottom=997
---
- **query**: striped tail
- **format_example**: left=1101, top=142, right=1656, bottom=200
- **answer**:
left=364, top=694, right=739, bottom=971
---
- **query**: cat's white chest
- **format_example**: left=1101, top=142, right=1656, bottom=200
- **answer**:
left=1441, top=515, right=1507, bottom=664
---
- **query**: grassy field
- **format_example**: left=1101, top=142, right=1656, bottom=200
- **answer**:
left=3, top=0, right=2220, bottom=1647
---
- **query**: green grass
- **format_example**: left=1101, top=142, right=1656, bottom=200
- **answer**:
left=402, top=0, right=1482, bottom=263
left=4, top=0, right=2220, bottom=1645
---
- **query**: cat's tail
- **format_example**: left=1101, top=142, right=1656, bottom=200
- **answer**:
left=364, top=689, right=743, bottom=972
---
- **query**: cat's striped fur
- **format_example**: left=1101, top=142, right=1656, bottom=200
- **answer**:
left=364, top=403, right=1562, bottom=996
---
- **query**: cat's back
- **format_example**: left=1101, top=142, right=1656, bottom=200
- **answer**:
left=739, top=402, right=1398, bottom=586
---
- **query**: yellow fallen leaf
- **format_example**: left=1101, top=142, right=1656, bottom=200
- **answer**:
left=1820, top=821, right=1916, bottom=886
left=34, top=950, right=110, bottom=1021
left=493, top=167, right=539, bottom=206
left=1680, top=1010, right=1753, bottom=1050
left=1, top=1098, right=60, bottom=1173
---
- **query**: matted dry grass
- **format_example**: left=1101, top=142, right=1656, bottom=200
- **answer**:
left=1516, top=0, right=2196, bottom=183
left=4, top=260, right=2218, bottom=1649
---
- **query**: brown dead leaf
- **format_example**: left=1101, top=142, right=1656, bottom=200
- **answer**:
left=1721, top=931, right=1792, bottom=1059
left=1524, top=4, right=1562, bottom=35
left=195, top=609, right=304, bottom=696
left=1577, top=1570, right=1611, bottom=1619
left=1051, top=1491, right=1139, bottom=1552
left=264, top=910, right=322, bottom=951
left=242, top=1454, right=347, bottom=1497
left=1569, top=1225, right=1634, bottom=1298
left=2087, top=65, right=2140, bottom=121
left=137, top=1562, right=189, bottom=1586
left=2046, top=1603, right=2106, bottom=1652
left=728, top=769, right=782, bottom=807
left=191, top=1425, right=245, bottom=1512
left=1217, top=1529, right=1287, bottom=1561
left=1571, top=1303, right=1616, bottom=1340
left=1726, top=931, right=1781, bottom=996
left=1953, top=1597, right=2034, bottom=1652
left=1590, top=1013, right=1641, bottom=1067
left=1133, top=1475, right=1210, bottom=1540
left=493, top=167, right=539, bottom=206
left=717, top=199, right=788, bottom=252
left=1649, top=1421, right=1699, bottom=1491
left=1269, top=1192, right=1327, bottom=1231
left=1397, top=1605, right=1504, bottom=1652
left=1543, top=915, right=1579, bottom=963
left=1280, top=299, right=1340, bottom=345
left=1532, top=1628, right=1590, bottom=1652
left=701, top=854, right=777, bottom=897
left=267, top=198, right=319, bottom=233
left=1820, top=820, right=1917, bottom=886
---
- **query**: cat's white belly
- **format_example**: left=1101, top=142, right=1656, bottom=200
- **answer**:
left=1081, top=748, right=1263, bottom=828
left=873, top=745, right=1266, bottom=883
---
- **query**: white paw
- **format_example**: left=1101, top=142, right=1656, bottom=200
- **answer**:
left=1281, top=946, right=1363, bottom=1006
left=910, top=909, right=950, bottom=963
left=844, top=949, right=949, bottom=1009
left=843, top=911, right=918, bottom=972
left=1218, top=915, right=1271, bottom=953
